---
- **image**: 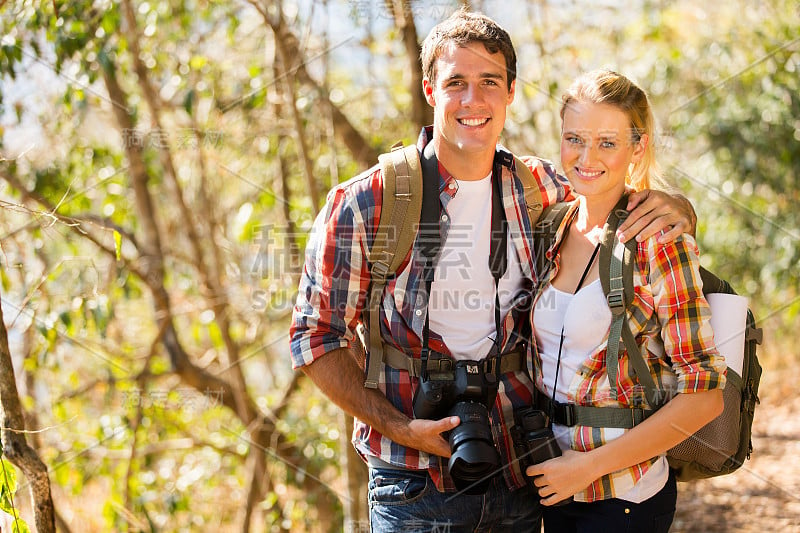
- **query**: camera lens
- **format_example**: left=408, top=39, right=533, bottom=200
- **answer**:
left=447, top=401, right=500, bottom=494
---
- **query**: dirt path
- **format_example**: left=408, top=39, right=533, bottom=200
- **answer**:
left=672, top=376, right=800, bottom=532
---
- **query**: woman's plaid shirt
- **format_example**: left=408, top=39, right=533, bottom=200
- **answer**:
left=290, top=127, right=571, bottom=491
left=532, top=200, right=727, bottom=502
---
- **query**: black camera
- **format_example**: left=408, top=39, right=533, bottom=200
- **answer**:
left=412, top=358, right=500, bottom=494
left=512, top=407, right=563, bottom=488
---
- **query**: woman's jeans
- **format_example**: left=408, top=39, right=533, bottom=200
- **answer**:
left=542, top=469, right=678, bottom=533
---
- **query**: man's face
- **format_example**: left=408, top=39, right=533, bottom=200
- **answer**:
left=423, top=41, right=515, bottom=167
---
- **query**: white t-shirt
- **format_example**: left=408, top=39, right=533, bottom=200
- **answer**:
left=427, top=173, right=523, bottom=360
left=534, top=281, right=669, bottom=503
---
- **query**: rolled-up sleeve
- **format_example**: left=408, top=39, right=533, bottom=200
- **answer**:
left=518, top=155, right=573, bottom=207
left=648, top=234, right=727, bottom=393
left=290, top=184, right=372, bottom=369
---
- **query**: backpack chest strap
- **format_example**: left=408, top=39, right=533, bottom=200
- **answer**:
left=380, top=344, right=528, bottom=379
left=537, top=392, right=654, bottom=429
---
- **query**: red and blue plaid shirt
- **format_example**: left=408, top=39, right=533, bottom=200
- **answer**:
left=290, top=127, right=571, bottom=491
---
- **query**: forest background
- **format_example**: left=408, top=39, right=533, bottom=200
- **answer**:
left=0, top=0, right=798, bottom=531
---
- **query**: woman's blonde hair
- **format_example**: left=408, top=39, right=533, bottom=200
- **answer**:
left=560, top=69, right=663, bottom=192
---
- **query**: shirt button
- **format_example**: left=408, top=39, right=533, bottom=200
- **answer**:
left=415, top=309, right=423, bottom=316
left=624, top=508, right=630, bottom=514
left=441, top=214, right=448, bottom=222
left=448, top=183, right=456, bottom=190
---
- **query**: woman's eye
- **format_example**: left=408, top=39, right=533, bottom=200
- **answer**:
left=601, top=141, right=616, bottom=148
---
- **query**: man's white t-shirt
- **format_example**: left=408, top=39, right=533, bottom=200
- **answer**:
left=428, top=173, right=523, bottom=361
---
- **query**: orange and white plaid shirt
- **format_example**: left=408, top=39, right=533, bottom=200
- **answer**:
left=531, top=200, right=727, bottom=502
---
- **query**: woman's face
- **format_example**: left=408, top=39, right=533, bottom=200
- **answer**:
left=560, top=100, right=646, bottom=200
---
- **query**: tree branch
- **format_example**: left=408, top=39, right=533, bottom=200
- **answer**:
left=0, top=169, right=146, bottom=280
left=248, top=0, right=379, bottom=169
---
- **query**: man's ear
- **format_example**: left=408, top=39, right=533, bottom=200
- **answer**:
left=423, top=78, right=435, bottom=107
left=507, top=79, right=516, bottom=105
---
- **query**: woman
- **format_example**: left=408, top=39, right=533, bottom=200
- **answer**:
left=525, top=69, right=726, bottom=532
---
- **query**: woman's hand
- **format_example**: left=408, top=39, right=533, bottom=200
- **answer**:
left=525, top=449, right=600, bottom=506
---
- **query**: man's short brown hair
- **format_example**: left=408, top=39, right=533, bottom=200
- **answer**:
left=420, top=9, right=517, bottom=89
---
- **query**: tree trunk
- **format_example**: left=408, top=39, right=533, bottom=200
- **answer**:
left=100, top=53, right=343, bottom=529
left=120, top=0, right=253, bottom=421
left=0, top=282, right=56, bottom=533
left=273, top=32, right=321, bottom=215
left=340, top=413, right=369, bottom=531
left=388, top=0, right=431, bottom=131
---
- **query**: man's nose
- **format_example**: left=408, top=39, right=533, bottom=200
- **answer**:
left=461, top=84, right=482, bottom=106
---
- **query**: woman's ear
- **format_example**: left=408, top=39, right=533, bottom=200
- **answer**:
left=631, top=133, right=649, bottom=164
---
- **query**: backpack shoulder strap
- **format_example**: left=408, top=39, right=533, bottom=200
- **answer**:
left=373, top=144, right=423, bottom=273
left=363, top=143, right=423, bottom=388
left=599, top=196, right=662, bottom=407
left=532, top=202, right=571, bottom=292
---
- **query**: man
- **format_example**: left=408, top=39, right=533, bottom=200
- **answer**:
left=290, top=10, right=694, bottom=531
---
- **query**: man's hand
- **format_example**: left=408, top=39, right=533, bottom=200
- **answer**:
left=618, top=190, right=697, bottom=244
left=406, top=416, right=461, bottom=457
left=301, top=347, right=460, bottom=458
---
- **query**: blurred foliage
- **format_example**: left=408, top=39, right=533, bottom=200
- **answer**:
left=0, top=0, right=797, bottom=530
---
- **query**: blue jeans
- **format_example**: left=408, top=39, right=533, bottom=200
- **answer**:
left=368, top=467, right=542, bottom=532
left=542, top=469, right=677, bottom=533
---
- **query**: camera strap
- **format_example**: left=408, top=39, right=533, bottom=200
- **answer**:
left=548, top=242, right=600, bottom=426
left=417, top=143, right=508, bottom=380
left=418, top=142, right=442, bottom=379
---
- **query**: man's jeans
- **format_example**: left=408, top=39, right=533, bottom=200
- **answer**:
left=368, top=467, right=542, bottom=532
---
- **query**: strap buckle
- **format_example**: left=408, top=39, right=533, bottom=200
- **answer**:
left=428, top=358, right=454, bottom=373
left=606, top=289, right=625, bottom=315
left=371, top=260, right=390, bottom=281
left=556, top=402, right=576, bottom=427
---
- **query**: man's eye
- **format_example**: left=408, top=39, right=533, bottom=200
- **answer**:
left=566, top=136, right=582, bottom=145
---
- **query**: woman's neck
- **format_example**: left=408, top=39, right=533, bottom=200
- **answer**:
left=573, top=194, right=624, bottom=244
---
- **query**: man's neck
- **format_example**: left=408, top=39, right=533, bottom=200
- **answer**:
left=432, top=137, right=495, bottom=181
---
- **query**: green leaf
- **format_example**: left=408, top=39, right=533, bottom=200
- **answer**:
left=12, top=517, right=32, bottom=533
left=189, top=55, right=207, bottom=70
left=0, top=268, right=10, bottom=292
left=183, top=89, right=195, bottom=116
left=113, top=230, right=122, bottom=260
left=0, top=459, right=18, bottom=509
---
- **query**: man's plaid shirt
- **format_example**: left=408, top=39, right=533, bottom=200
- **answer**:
left=531, top=200, right=727, bottom=502
left=290, top=127, right=571, bottom=491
